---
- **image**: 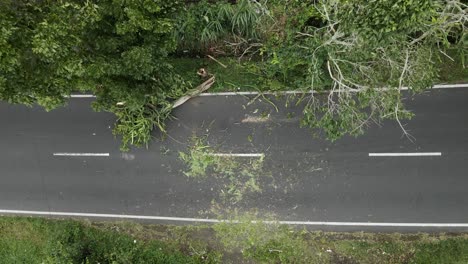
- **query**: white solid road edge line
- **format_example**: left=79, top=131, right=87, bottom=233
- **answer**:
left=209, top=153, right=264, bottom=157
left=1, top=209, right=468, bottom=227
left=199, top=83, right=468, bottom=96
left=433, top=83, right=468, bottom=89
left=369, top=152, right=442, bottom=157
left=69, top=83, right=468, bottom=98
left=199, top=91, right=302, bottom=96
left=53, top=153, right=110, bottom=157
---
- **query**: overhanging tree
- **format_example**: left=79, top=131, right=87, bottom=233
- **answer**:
left=0, top=0, right=188, bottom=150
left=1, top=0, right=466, bottom=150
left=262, top=0, right=467, bottom=140
left=0, top=1, right=99, bottom=110
left=82, top=0, right=187, bottom=150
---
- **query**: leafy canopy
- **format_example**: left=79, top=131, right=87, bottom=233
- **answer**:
left=258, top=0, right=466, bottom=140
left=0, top=0, right=187, bottom=150
left=0, top=0, right=466, bottom=149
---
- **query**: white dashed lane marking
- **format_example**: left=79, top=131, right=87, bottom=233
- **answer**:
left=53, top=153, right=110, bottom=157
left=369, top=152, right=442, bottom=157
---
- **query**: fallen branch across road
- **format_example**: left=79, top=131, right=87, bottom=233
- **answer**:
left=172, top=76, right=216, bottom=109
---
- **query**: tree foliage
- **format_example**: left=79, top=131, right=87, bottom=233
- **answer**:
left=0, top=0, right=466, bottom=149
left=84, top=0, right=187, bottom=150
left=259, top=0, right=467, bottom=140
left=0, top=0, right=99, bottom=110
left=0, top=0, right=187, bottom=150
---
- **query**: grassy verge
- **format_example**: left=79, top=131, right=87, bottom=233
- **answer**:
left=173, top=48, right=467, bottom=93
left=436, top=48, right=467, bottom=84
left=171, top=56, right=263, bottom=93
left=2, top=216, right=468, bottom=264
left=0, top=216, right=220, bottom=263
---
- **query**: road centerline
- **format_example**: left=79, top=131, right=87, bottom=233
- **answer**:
left=369, top=152, right=442, bottom=157
left=209, top=153, right=264, bottom=157
left=53, top=153, right=110, bottom=157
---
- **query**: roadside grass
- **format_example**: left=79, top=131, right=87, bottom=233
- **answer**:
left=173, top=48, right=467, bottom=95
left=0, top=217, right=48, bottom=263
left=410, top=237, right=468, bottom=264
left=213, top=212, right=326, bottom=263
left=329, top=232, right=468, bottom=264
left=2, top=216, right=468, bottom=263
left=436, top=48, right=468, bottom=84
left=0, top=216, right=214, bottom=263
left=171, top=56, right=263, bottom=93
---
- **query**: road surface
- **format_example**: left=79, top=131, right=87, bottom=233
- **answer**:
left=0, top=88, right=467, bottom=232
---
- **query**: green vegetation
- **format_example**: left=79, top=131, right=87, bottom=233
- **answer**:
left=437, top=48, right=468, bottom=84
left=333, top=233, right=468, bottom=264
left=0, top=216, right=214, bottom=263
left=179, top=135, right=266, bottom=203
left=214, top=213, right=322, bottom=263
left=1, top=2, right=467, bottom=263
left=171, top=57, right=261, bottom=92
left=173, top=0, right=264, bottom=56
left=253, top=0, right=466, bottom=141
left=172, top=48, right=467, bottom=93
left=0, top=0, right=188, bottom=151
left=2, top=216, right=468, bottom=264
left=0, top=0, right=466, bottom=148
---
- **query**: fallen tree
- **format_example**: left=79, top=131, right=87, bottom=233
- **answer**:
left=259, top=0, right=467, bottom=140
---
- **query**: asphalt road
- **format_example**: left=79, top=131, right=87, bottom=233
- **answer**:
left=1, top=88, right=467, bottom=232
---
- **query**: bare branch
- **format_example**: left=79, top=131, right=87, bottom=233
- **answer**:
left=399, top=49, right=410, bottom=90
left=395, top=103, right=415, bottom=142
left=438, top=49, right=455, bottom=62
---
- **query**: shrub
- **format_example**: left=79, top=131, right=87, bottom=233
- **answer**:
left=173, top=0, right=265, bottom=55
